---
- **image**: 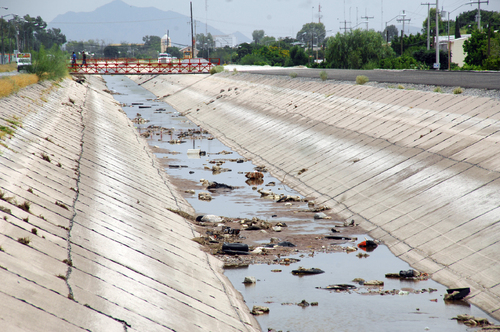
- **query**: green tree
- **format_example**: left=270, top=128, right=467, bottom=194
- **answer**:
left=195, top=33, right=214, bottom=58
left=325, top=29, right=395, bottom=69
left=103, top=45, right=119, bottom=58
left=261, top=35, right=276, bottom=46
left=463, top=29, right=488, bottom=66
left=382, top=25, right=398, bottom=42
left=288, top=46, right=308, bottom=66
left=456, top=10, right=500, bottom=32
left=252, top=30, right=265, bottom=44
left=168, top=46, right=182, bottom=59
left=296, top=22, right=326, bottom=47
left=422, top=8, right=445, bottom=36
left=235, top=43, right=253, bottom=62
left=142, top=35, right=161, bottom=52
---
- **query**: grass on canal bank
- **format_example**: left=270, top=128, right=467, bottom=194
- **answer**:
left=0, top=74, right=39, bottom=98
left=0, top=63, right=17, bottom=73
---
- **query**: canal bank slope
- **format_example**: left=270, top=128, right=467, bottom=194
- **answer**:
left=0, top=76, right=259, bottom=332
left=132, top=72, right=500, bottom=320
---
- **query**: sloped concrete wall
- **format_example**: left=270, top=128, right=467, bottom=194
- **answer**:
left=0, top=76, right=259, bottom=331
left=132, top=72, right=500, bottom=320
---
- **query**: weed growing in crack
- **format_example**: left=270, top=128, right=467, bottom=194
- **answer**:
left=3, top=216, right=7, bottom=221
left=68, top=293, right=74, bottom=300
left=57, top=274, right=67, bottom=280
left=62, top=259, right=73, bottom=266
left=45, top=137, right=53, bottom=143
left=55, top=201, right=69, bottom=210
left=57, top=162, right=62, bottom=167
left=0, top=206, right=12, bottom=215
left=23, top=216, right=29, bottom=222
left=57, top=225, right=69, bottom=231
left=31, top=228, right=37, bottom=235
left=27, top=188, right=33, bottom=194
left=17, top=201, right=31, bottom=212
left=17, top=237, right=30, bottom=245
left=41, top=153, right=51, bottom=162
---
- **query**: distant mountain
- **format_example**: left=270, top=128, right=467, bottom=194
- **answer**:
left=48, top=0, right=225, bottom=46
left=231, top=31, right=252, bottom=44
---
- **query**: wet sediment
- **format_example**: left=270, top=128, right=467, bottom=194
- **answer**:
left=130, top=72, right=500, bottom=321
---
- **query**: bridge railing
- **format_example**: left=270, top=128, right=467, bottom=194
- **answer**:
left=69, top=58, right=221, bottom=75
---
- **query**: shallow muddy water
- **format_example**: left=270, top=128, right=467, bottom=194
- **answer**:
left=104, top=75, right=498, bottom=332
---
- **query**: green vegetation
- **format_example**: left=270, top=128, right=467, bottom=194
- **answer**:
left=209, top=66, right=224, bottom=75
left=289, top=72, right=298, bottom=78
left=25, top=45, right=68, bottom=80
left=325, top=30, right=394, bottom=69
left=319, top=71, right=328, bottom=81
left=433, top=87, right=443, bottom=93
left=355, top=75, right=369, bottom=85
left=453, top=87, right=463, bottom=94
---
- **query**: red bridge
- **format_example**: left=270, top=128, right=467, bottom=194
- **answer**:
left=69, top=58, right=220, bottom=75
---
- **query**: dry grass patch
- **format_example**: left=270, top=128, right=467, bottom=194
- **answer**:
left=0, top=74, right=39, bottom=98
left=0, top=63, right=16, bottom=73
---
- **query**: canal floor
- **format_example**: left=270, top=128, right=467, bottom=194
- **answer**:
left=104, top=75, right=498, bottom=332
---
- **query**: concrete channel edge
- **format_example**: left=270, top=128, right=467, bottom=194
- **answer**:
left=130, top=71, right=500, bottom=320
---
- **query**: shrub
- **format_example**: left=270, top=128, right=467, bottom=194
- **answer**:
left=355, top=75, right=369, bottom=85
left=319, top=70, right=328, bottom=81
left=433, top=87, right=443, bottom=93
left=239, top=54, right=268, bottom=66
left=25, top=45, right=68, bottom=81
left=453, top=87, right=463, bottom=94
left=397, top=84, right=405, bottom=89
left=209, top=65, right=224, bottom=75
left=289, top=72, right=298, bottom=78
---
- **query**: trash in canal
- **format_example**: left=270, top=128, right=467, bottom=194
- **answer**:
left=445, top=288, right=470, bottom=301
left=316, top=284, right=357, bottom=291
left=291, top=267, right=324, bottom=275
left=222, top=242, right=249, bottom=255
left=358, top=238, right=379, bottom=251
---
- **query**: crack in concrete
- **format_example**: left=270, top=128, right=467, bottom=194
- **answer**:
left=63, top=81, right=133, bottom=331
left=0, top=269, right=91, bottom=331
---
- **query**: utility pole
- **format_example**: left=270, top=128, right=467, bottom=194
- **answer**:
left=468, top=0, right=489, bottom=30
left=435, top=0, right=440, bottom=69
left=421, top=2, right=436, bottom=50
left=361, top=9, right=374, bottom=30
left=339, top=21, right=351, bottom=34
left=397, top=10, right=411, bottom=55
left=190, top=2, right=194, bottom=58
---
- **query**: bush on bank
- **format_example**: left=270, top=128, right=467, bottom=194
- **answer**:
left=25, top=45, right=68, bottom=81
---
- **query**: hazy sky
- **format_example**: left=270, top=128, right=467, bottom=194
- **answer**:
left=3, top=0, right=500, bottom=38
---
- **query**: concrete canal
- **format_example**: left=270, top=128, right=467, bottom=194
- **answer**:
left=104, top=75, right=499, bottom=332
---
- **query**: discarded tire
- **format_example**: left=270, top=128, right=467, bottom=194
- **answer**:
left=222, top=243, right=249, bottom=252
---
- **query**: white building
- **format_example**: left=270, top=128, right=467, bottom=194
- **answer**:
left=213, top=34, right=238, bottom=48
left=161, top=33, right=172, bottom=53
left=438, top=34, right=471, bottom=67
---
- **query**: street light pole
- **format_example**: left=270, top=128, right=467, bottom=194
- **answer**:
left=435, top=0, right=440, bottom=69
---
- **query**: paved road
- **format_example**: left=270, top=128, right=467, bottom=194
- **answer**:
left=235, top=67, right=500, bottom=90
